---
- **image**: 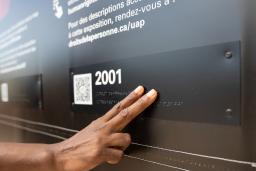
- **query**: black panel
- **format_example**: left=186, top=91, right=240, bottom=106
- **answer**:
left=71, top=42, right=241, bottom=125
left=0, top=75, right=42, bottom=107
left=0, top=1, right=255, bottom=171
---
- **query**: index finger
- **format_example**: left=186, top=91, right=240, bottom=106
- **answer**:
left=101, top=86, right=144, bottom=122
left=107, top=89, right=158, bottom=132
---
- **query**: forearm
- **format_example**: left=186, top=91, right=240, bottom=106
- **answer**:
left=0, top=143, right=58, bottom=171
left=0, top=87, right=157, bottom=171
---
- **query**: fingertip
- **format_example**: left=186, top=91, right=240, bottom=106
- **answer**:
left=134, top=85, right=144, bottom=95
left=146, top=89, right=158, bottom=99
left=124, top=133, right=131, bottom=144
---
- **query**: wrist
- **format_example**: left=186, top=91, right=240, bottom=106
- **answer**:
left=48, top=143, right=65, bottom=171
left=49, top=139, right=93, bottom=171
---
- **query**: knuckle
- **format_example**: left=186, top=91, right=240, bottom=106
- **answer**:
left=119, top=108, right=129, bottom=118
left=91, top=120, right=98, bottom=126
left=95, top=123, right=108, bottom=131
left=114, top=102, right=123, bottom=111
left=130, top=91, right=138, bottom=100
left=133, top=90, right=140, bottom=96
left=95, top=136, right=104, bottom=146
left=125, top=91, right=138, bottom=103
left=91, top=147, right=102, bottom=158
left=96, top=116, right=105, bottom=123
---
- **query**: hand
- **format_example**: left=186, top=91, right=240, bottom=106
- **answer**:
left=52, top=86, right=158, bottom=171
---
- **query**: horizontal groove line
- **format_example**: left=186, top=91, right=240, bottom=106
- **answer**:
left=0, top=113, right=78, bottom=133
left=0, top=119, right=187, bottom=170
left=124, top=154, right=190, bottom=171
left=0, top=113, right=255, bottom=168
left=0, top=120, right=66, bottom=140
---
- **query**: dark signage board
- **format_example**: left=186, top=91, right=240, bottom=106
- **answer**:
left=71, top=42, right=241, bottom=125
left=0, top=0, right=255, bottom=171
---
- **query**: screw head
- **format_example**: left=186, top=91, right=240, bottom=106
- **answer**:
left=38, top=101, right=43, bottom=109
left=225, top=50, right=233, bottom=59
left=37, top=80, right=41, bottom=85
left=225, top=108, right=233, bottom=118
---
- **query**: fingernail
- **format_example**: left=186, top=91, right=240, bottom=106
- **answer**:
left=147, top=89, right=157, bottom=98
left=134, top=86, right=144, bottom=94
